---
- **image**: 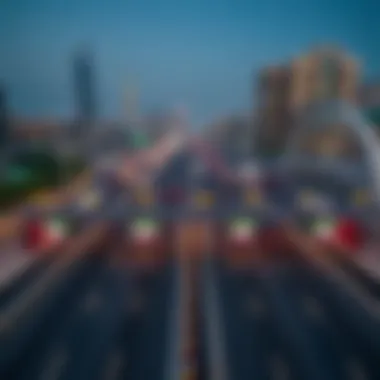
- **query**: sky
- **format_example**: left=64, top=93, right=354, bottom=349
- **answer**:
left=0, top=0, right=379, bottom=128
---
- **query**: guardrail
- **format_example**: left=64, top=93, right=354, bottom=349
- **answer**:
left=0, top=170, right=92, bottom=245
left=0, top=221, right=110, bottom=372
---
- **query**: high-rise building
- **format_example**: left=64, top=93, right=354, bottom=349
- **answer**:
left=73, top=50, right=97, bottom=131
left=0, top=86, right=10, bottom=147
left=254, top=47, right=359, bottom=155
left=290, top=47, right=358, bottom=109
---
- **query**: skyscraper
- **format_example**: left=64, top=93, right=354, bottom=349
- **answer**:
left=73, top=50, right=97, bottom=132
left=0, top=86, right=9, bottom=147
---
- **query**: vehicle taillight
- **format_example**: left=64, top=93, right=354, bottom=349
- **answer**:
left=334, top=218, right=366, bottom=251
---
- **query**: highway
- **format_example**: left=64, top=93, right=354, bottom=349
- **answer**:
left=208, top=257, right=380, bottom=380
left=1, top=215, right=380, bottom=379
left=0, top=230, right=178, bottom=380
left=1, top=138, right=380, bottom=379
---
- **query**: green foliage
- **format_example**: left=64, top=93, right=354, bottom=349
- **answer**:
left=0, top=149, right=86, bottom=210
left=10, top=150, right=60, bottom=186
left=0, top=178, right=43, bottom=210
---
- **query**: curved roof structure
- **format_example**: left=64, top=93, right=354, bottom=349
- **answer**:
left=284, top=99, right=380, bottom=202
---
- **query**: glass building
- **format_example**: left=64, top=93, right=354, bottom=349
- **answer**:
left=73, top=50, right=97, bottom=128
left=0, top=86, right=9, bottom=147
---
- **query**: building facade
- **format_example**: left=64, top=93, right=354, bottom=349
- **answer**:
left=255, top=47, right=359, bottom=155
left=290, top=48, right=358, bottom=109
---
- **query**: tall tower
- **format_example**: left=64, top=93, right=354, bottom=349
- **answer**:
left=124, top=79, right=151, bottom=149
left=0, top=85, right=10, bottom=148
left=73, top=49, right=97, bottom=134
left=124, top=80, right=140, bottom=127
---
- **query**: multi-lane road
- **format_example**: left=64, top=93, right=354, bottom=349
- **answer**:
left=1, top=144, right=380, bottom=379
left=1, top=232, right=380, bottom=380
left=211, top=257, right=380, bottom=380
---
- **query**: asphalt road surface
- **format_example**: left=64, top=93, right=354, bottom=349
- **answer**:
left=1, top=247, right=177, bottom=380
left=212, top=258, right=380, bottom=380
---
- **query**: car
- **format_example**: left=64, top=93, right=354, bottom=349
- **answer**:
left=159, top=186, right=186, bottom=204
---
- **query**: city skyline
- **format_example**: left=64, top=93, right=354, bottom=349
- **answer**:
left=0, top=0, right=378, bottom=128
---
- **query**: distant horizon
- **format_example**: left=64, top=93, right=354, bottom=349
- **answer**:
left=1, top=0, right=378, bottom=128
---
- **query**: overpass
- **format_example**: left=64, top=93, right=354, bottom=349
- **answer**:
left=284, top=99, right=380, bottom=203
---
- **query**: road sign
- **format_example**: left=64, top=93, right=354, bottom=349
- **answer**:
left=130, top=218, right=158, bottom=243
left=229, top=218, right=257, bottom=242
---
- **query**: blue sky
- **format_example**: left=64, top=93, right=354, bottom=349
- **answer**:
left=0, top=0, right=378, bottom=127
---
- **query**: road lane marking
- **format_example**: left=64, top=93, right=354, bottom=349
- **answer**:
left=270, top=354, right=290, bottom=380
left=40, top=347, right=68, bottom=380
left=129, top=290, right=145, bottom=315
left=103, top=350, right=125, bottom=380
left=0, top=224, right=107, bottom=334
left=345, top=359, right=368, bottom=380
left=83, top=291, right=102, bottom=313
left=286, top=228, right=380, bottom=321
left=246, top=294, right=265, bottom=318
left=201, top=259, right=229, bottom=380
left=302, top=295, right=325, bottom=323
left=324, top=264, right=380, bottom=321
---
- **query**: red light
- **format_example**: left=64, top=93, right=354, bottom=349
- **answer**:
left=334, top=218, right=366, bottom=251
